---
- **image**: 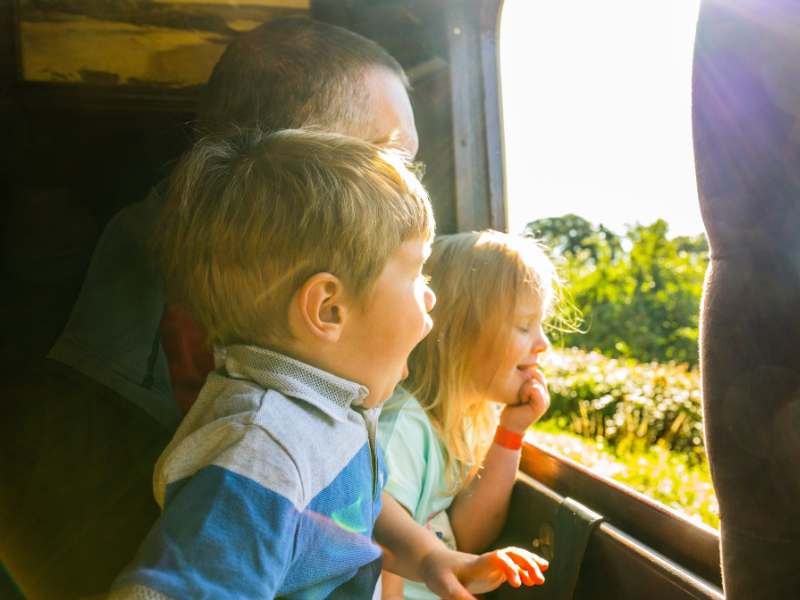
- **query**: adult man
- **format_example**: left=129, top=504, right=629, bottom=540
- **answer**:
left=2, top=18, right=418, bottom=599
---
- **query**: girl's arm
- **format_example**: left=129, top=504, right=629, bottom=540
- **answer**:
left=446, top=433, right=522, bottom=553
left=448, top=371, right=550, bottom=553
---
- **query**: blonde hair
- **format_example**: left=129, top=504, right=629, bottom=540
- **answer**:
left=154, top=128, right=434, bottom=347
left=404, top=231, right=559, bottom=494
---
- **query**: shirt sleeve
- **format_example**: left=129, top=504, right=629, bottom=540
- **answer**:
left=378, top=405, right=435, bottom=519
left=110, top=457, right=300, bottom=599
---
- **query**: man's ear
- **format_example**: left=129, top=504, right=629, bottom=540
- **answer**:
left=294, top=273, right=348, bottom=343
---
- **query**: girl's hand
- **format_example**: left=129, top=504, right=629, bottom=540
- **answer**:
left=499, top=368, right=551, bottom=434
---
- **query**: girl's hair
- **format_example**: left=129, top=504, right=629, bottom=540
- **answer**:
left=404, top=230, right=559, bottom=494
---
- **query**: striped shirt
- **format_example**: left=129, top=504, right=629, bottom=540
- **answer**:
left=109, top=345, right=387, bottom=600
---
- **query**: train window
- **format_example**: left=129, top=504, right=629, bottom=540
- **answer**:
left=499, top=0, right=717, bottom=528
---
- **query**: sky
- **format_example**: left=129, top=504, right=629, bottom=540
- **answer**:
left=499, top=0, right=704, bottom=239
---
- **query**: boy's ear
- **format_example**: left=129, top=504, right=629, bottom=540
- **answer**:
left=295, top=273, right=348, bottom=343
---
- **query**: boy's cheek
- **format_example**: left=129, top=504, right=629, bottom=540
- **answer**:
left=420, top=314, right=433, bottom=340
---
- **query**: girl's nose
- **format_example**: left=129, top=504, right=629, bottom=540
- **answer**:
left=532, top=326, right=549, bottom=355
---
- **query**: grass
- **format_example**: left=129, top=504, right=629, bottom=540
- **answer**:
left=528, top=422, right=719, bottom=529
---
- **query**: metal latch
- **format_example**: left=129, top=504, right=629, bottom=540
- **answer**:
left=532, top=521, right=555, bottom=561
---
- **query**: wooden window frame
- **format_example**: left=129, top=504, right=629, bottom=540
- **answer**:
left=446, top=0, right=506, bottom=232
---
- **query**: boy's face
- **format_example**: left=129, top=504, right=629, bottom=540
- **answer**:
left=341, top=237, right=435, bottom=408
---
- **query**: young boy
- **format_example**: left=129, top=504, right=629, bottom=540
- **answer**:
left=108, top=129, right=547, bottom=600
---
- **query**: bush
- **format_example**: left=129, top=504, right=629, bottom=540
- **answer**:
left=541, top=348, right=705, bottom=465
left=528, top=215, right=708, bottom=366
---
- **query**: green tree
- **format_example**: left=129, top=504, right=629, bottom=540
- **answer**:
left=526, top=216, right=708, bottom=365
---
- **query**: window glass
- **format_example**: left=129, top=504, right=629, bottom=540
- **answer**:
left=500, top=0, right=717, bottom=528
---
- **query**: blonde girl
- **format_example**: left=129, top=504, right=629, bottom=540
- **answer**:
left=377, top=230, right=557, bottom=600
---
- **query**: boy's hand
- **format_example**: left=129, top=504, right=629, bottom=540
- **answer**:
left=419, top=546, right=547, bottom=600
left=499, top=368, right=551, bottom=434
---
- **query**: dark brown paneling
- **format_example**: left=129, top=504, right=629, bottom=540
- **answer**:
left=489, top=473, right=723, bottom=600
left=520, top=442, right=722, bottom=587
left=578, top=525, right=723, bottom=600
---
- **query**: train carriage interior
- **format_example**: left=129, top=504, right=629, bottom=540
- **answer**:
left=1, top=0, right=799, bottom=599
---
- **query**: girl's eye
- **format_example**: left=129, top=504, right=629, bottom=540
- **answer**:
left=417, top=274, right=431, bottom=283
left=517, top=324, right=530, bottom=333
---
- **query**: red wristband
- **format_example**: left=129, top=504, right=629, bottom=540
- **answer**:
left=494, top=426, right=524, bottom=450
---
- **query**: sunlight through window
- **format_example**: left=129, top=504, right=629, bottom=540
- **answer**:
left=500, top=0, right=703, bottom=239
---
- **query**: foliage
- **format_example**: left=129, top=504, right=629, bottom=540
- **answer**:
left=522, top=215, right=715, bottom=527
left=528, top=215, right=708, bottom=365
left=540, top=348, right=705, bottom=465
left=528, top=427, right=718, bottom=529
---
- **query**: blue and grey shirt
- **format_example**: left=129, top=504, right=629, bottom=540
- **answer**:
left=109, top=345, right=387, bottom=600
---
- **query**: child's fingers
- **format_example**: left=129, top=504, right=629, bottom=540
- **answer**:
left=519, top=379, right=549, bottom=408
left=499, top=548, right=547, bottom=584
left=505, top=546, right=549, bottom=570
left=490, top=551, right=522, bottom=587
left=529, top=368, right=548, bottom=388
left=528, top=373, right=550, bottom=403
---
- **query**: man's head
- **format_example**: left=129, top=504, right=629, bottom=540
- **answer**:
left=155, top=129, right=435, bottom=405
left=197, top=18, right=419, bottom=156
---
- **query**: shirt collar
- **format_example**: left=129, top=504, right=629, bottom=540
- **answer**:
left=223, top=345, right=370, bottom=422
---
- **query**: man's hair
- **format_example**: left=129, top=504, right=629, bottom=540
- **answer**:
left=154, top=128, right=434, bottom=347
left=196, top=18, right=408, bottom=137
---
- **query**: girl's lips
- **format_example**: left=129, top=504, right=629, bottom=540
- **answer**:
left=516, top=365, right=537, bottom=380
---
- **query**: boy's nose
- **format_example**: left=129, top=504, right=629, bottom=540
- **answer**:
left=424, top=287, right=436, bottom=312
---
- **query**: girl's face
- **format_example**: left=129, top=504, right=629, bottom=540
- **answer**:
left=474, top=295, right=550, bottom=406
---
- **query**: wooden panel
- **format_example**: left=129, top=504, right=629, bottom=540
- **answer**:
left=520, top=441, right=722, bottom=587
left=444, top=0, right=507, bottom=233
left=478, top=0, right=505, bottom=231
left=490, top=473, right=723, bottom=600
left=447, top=0, right=490, bottom=232
left=577, top=524, right=723, bottom=600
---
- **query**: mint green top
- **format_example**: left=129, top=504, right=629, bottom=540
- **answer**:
left=378, top=392, right=456, bottom=600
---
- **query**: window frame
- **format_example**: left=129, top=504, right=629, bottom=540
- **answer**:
left=446, top=0, right=506, bottom=232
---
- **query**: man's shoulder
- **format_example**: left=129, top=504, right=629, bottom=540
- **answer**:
left=47, top=180, right=180, bottom=431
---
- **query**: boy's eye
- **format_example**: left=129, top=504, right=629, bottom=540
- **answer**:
left=417, top=274, right=431, bottom=283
